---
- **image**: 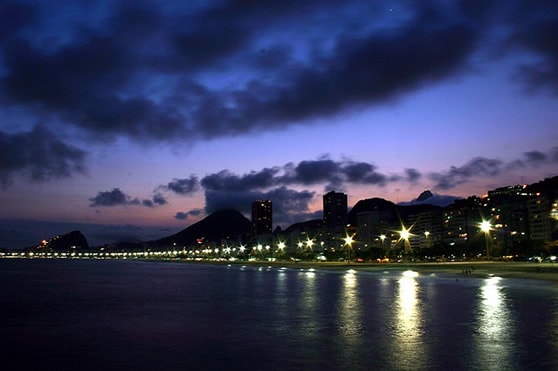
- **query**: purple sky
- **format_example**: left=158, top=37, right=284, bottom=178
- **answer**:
left=1, top=0, right=557, bottom=248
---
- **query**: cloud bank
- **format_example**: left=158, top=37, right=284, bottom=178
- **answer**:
left=1, top=0, right=557, bottom=183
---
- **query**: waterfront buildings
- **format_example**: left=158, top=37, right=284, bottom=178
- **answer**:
left=323, top=191, right=348, bottom=229
left=251, top=200, right=272, bottom=235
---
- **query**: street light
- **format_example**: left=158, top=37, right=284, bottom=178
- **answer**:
left=424, top=230, right=430, bottom=251
left=344, top=235, right=354, bottom=263
left=480, top=220, right=492, bottom=261
left=305, top=238, right=314, bottom=250
left=380, top=234, right=386, bottom=244
left=277, top=241, right=285, bottom=259
left=399, top=226, right=411, bottom=261
left=380, top=234, right=388, bottom=257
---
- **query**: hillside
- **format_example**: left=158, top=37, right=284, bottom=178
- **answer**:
left=152, top=208, right=252, bottom=248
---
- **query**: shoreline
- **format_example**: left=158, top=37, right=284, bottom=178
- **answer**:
left=4, top=257, right=558, bottom=285
left=211, top=260, right=558, bottom=285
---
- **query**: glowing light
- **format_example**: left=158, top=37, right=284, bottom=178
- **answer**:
left=400, top=228, right=410, bottom=241
left=402, top=270, right=419, bottom=278
left=480, top=220, right=491, bottom=233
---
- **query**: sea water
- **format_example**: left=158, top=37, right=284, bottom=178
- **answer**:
left=1, top=259, right=557, bottom=370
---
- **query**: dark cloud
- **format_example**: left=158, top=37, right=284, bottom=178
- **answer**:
left=283, top=159, right=341, bottom=186
left=201, top=168, right=279, bottom=192
left=405, top=168, right=422, bottom=183
left=0, top=2, right=33, bottom=41
left=198, top=158, right=393, bottom=195
left=0, top=125, right=86, bottom=186
left=152, top=193, right=167, bottom=205
left=507, top=2, right=558, bottom=93
left=142, top=193, right=167, bottom=208
left=90, top=188, right=167, bottom=208
left=89, top=188, right=140, bottom=207
left=523, top=150, right=547, bottom=163
left=2, top=0, right=549, bottom=144
left=174, top=212, right=187, bottom=220
left=428, top=147, right=558, bottom=190
left=204, top=190, right=257, bottom=215
left=175, top=209, right=203, bottom=221
left=266, top=187, right=317, bottom=226
left=163, top=176, right=200, bottom=195
left=342, top=162, right=388, bottom=185
left=430, top=157, right=504, bottom=190
left=2, top=0, right=556, bottom=198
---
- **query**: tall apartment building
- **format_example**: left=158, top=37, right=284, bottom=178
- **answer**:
left=527, top=196, right=551, bottom=242
left=408, top=209, right=443, bottom=250
left=323, top=191, right=348, bottom=229
left=442, top=197, right=484, bottom=246
left=251, top=200, right=272, bottom=235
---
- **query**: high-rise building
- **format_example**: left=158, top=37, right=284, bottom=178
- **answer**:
left=323, top=191, right=348, bottom=228
left=252, top=200, right=272, bottom=235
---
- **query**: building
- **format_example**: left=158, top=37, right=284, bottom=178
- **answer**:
left=527, top=196, right=551, bottom=243
left=442, top=197, right=484, bottom=249
left=252, top=200, right=272, bottom=235
left=408, top=209, right=443, bottom=250
left=323, top=191, right=348, bottom=229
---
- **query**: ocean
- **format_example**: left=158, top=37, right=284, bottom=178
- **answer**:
left=1, top=259, right=557, bottom=370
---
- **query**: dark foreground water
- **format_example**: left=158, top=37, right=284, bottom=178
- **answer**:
left=1, top=260, right=557, bottom=370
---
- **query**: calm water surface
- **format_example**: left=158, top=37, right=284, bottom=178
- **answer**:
left=1, top=259, right=557, bottom=370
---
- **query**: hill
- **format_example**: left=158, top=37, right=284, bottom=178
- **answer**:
left=24, top=230, right=89, bottom=252
left=348, top=197, right=443, bottom=225
left=152, top=208, right=252, bottom=248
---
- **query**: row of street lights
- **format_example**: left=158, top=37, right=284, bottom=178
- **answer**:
left=10, top=221, right=493, bottom=262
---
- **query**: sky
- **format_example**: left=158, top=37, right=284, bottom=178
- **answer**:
left=1, top=0, right=557, bottom=248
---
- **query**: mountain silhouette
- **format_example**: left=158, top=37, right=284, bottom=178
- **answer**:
left=348, top=197, right=398, bottom=225
left=348, top=197, right=443, bottom=225
left=416, top=190, right=434, bottom=201
left=152, top=208, right=252, bottom=247
left=24, top=230, right=89, bottom=252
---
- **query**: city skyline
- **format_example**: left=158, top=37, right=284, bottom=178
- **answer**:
left=1, top=1, right=557, bottom=248
left=3, top=175, right=556, bottom=250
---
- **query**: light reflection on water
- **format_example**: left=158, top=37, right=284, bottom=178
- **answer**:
left=299, top=268, right=318, bottom=337
left=2, top=260, right=558, bottom=370
left=474, top=276, right=513, bottom=369
left=339, top=270, right=363, bottom=344
left=393, top=270, right=427, bottom=369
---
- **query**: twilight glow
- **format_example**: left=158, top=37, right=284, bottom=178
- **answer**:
left=0, top=1, right=557, bottom=247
